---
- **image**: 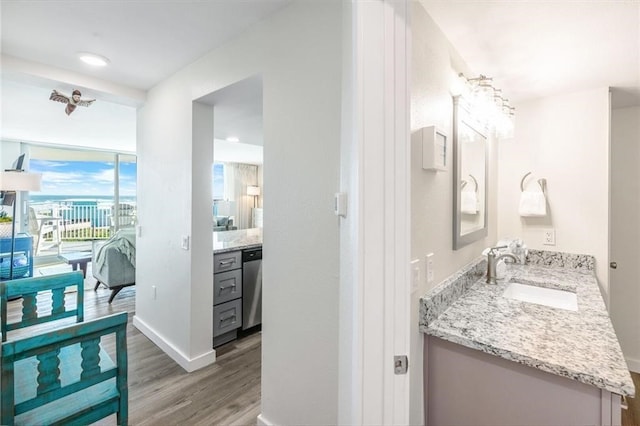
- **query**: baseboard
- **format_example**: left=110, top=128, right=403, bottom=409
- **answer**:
left=626, top=356, right=640, bottom=373
left=257, top=413, right=275, bottom=426
left=132, top=315, right=216, bottom=372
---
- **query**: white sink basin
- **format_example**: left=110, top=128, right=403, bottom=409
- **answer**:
left=502, top=282, right=578, bottom=311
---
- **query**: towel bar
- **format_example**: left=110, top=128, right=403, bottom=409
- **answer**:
left=520, top=172, right=546, bottom=194
left=468, top=174, right=478, bottom=193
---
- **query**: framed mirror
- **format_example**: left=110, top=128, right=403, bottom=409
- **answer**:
left=453, top=96, right=488, bottom=249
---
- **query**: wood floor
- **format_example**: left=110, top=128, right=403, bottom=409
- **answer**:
left=623, top=372, right=640, bottom=426
left=5, top=286, right=262, bottom=426
left=6, top=285, right=640, bottom=425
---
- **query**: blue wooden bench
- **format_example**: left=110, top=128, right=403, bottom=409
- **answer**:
left=1, top=271, right=128, bottom=425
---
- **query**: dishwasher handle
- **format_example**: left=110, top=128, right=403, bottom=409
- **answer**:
left=243, top=248, right=262, bottom=262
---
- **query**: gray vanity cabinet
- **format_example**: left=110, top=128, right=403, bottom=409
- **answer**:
left=213, top=250, right=243, bottom=347
left=425, top=336, right=622, bottom=426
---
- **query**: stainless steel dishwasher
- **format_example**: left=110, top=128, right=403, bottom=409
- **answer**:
left=242, top=247, right=262, bottom=330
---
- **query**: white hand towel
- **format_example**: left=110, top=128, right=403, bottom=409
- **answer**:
left=461, top=191, right=478, bottom=214
left=519, top=191, right=547, bottom=217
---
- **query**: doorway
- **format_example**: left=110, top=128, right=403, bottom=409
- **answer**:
left=194, top=75, right=264, bottom=413
left=609, top=102, right=640, bottom=373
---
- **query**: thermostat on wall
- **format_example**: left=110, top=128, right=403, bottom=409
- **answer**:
left=421, top=125, right=447, bottom=171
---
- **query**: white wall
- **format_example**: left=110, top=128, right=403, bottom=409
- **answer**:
left=410, top=3, right=499, bottom=424
left=136, top=2, right=342, bottom=424
left=497, top=88, right=610, bottom=297
left=2, top=55, right=141, bottom=153
left=610, top=106, right=640, bottom=371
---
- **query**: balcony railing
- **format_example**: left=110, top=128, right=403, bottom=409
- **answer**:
left=30, top=201, right=136, bottom=242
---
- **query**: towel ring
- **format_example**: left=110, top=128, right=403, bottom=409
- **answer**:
left=520, top=172, right=547, bottom=194
left=468, top=174, right=478, bottom=193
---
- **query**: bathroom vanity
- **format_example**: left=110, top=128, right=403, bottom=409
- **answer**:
left=420, top=251, right=634, bottom=426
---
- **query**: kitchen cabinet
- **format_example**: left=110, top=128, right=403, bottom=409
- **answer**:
left=213, top=250, right=242, bottom=347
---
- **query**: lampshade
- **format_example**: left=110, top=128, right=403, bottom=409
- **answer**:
left=247, top=185, right=261, bottom=196
left=0, top=171, right=42, bottom=192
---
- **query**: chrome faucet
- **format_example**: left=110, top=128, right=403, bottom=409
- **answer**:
left=486, top=246, right=519, bottom=284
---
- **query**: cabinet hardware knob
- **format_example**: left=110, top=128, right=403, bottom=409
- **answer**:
left=610, top=262, right=618, bottom=269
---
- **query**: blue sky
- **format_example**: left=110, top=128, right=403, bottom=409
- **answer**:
left=29, top=159, right=137, bottom=197
left=213, top=163, right=224, bottom=199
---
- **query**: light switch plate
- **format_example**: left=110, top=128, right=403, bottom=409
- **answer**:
left=410, top=259, right=421, bottom=294
left=426, top=253, right=435, bottom=284
left=181, top=235, right=190, bottom=250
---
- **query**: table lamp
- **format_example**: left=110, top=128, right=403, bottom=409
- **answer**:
left=0, top=169, right=42, bottom=280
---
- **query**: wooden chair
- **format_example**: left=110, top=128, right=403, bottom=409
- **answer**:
left=0, top=271, right=128, bottom=425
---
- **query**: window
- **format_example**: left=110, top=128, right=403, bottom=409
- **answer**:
left=213, top=162, right=225, bottom=200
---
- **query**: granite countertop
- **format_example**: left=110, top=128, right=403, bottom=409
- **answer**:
left=419, top=256, right=635, bottom=397
left=213, top=228, right=262, bottom=253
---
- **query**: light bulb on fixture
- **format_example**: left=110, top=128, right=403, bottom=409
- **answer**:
left=226, top=137, right=240, bottom=143
left=450, top=72, right=466, bottom=97
left=77, top=52, right=110, bottom=67
left=456, top=73, right=515, bottom=138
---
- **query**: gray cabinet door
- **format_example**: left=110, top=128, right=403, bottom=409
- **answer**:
left=214, top=269, right=242, bottom=305
left=213, top=251, right=241, bottom=273
left=213, top=299, right=242, bottom=337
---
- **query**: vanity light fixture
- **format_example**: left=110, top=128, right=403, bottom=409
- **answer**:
left=77, top=52, right=110, bottom=67
left=456, top=73, right=515, bottom=138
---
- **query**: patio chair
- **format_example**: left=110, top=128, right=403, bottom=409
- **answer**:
left=28, top=207, right=62, bottom=256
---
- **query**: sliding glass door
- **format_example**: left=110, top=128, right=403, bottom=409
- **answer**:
left=26, top=144, right=137, bottom=257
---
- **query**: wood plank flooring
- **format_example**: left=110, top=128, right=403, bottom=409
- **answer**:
left=6, top=284, right=640, bottom=425
left=623, top=372, right=640, bottom=426
left=5, top=286, right=262, bottom=426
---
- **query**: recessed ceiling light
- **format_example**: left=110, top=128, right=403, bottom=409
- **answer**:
left=226, top=137, right=240, bottom=143
left=78, top=52, right=110, bottom=67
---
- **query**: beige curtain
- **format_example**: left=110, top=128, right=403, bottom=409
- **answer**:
left=223, top=162, right=258, bottom=229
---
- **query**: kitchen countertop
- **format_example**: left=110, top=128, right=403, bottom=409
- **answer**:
left=420, top=259, right=635, bottom=397
left=213, top=228, right=262, bottom=253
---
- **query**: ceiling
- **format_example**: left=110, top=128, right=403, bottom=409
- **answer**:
left=1, top=1, right=279, bottom=159
left=1, top=1, right=638, bottom=156
left=198, top=75, right=264, bottom=147
left=1, top=1, right=290, bottom=91
left=420, top=1, right=640, bottom=108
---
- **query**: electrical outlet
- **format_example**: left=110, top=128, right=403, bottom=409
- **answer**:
left=426, top=253, right=435, bottom=284
left=410, top=259, right=421, bottom=293
left=543, top=229, right=556, bottom=246
left=181, top=235, right=190, bottom=250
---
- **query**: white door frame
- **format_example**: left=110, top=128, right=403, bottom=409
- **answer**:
left=339, top=1, right=412, bottom=424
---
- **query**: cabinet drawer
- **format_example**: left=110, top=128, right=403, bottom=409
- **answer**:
left=213, top=251, right=241, bottom=273
left=213, top=299, right=242, bottom=337
left=214, top=269, right=242, bottom=305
